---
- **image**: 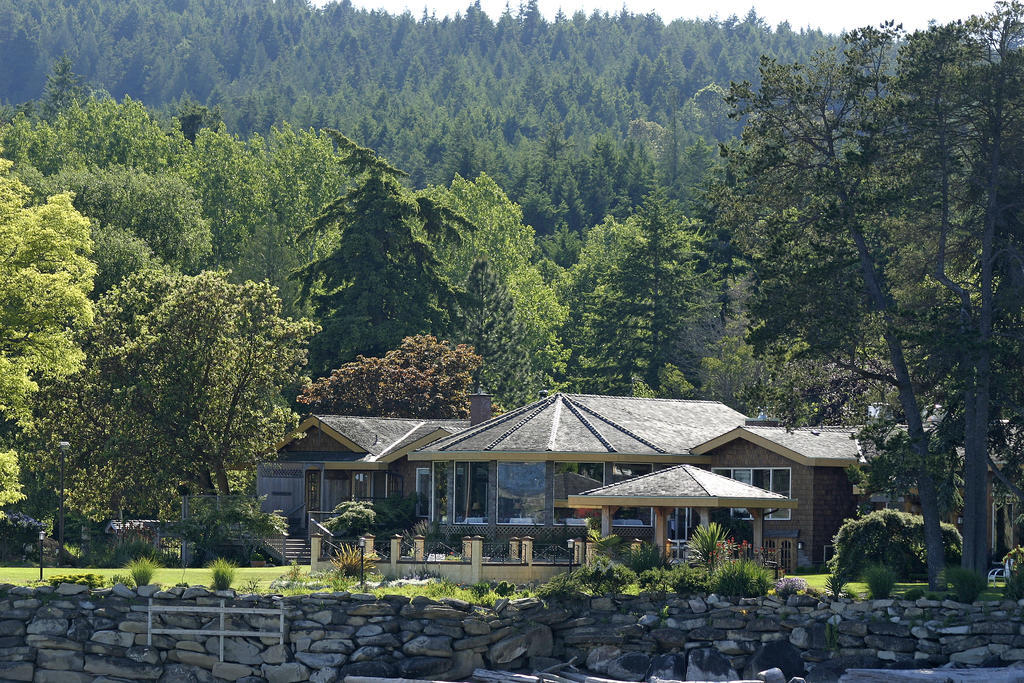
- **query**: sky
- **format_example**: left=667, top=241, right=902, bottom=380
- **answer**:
left=321, top=0, right=995, bottom=34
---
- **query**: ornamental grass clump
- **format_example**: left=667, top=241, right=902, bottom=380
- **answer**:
left=942, top=567, right=986, bottom=604
left=861, top=564, right=897, bottom=599
left=125, top=556, right=160, bottom=588
left=208, top=558, right=237, bottom=591
left=711, top=559, right=771, bottom=597
left=688, top=522, right=730, bottom=571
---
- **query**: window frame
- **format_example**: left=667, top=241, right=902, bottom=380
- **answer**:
left=711, top=467, right=792, bottom=520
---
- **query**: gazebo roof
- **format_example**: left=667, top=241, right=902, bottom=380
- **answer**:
left=566, top=464, right=797, bottom=509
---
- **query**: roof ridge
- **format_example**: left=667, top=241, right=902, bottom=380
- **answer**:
left=563, top=393, right=740, bottom=406
left=434, top=400, right=544, bottom=450
left=314, top=414, right=467, bottom=423
left=560, top=396, right=616, bottom=453
left=566, top=395, right=668, bottom=454
left=583, top=463, right=691, bottom=494
left=484, top=397, right=558, bottom=451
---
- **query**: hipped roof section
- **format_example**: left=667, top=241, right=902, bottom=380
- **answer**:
left=417, top=393, right=749, bottom=456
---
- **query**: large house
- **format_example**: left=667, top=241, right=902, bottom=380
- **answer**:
left=260, top=392, right=862, bottom=570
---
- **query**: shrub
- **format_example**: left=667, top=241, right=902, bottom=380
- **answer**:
left=774, top=576, right=809, bottom=599
left=831, top=509, right=962, bottom=579
left=638, top=565, right=709, bottom=595
left=943, top=567, right=986, bottom=604
left=575, top=558, right=637, bottom=595
left=109, top=573, right=132, bottom=587
left=711, top=559, right=772, bottom=597
left=1005, top=569, right=1024, bottom=600
left=535, top=571, right=584, bottom=599
left=902, top=587, right=925, bottom=601
left=0, top=512, right=44, bottom=562
left=329, top=543, right=377, bottom=577
left=172, top=495, right=286, bottom=566
left=47, top=573, right=106, bottom=588
left=371, top=494, right=417, bottom=536
left=324, top=501, right=377, bottom=537
left=689, top=522, right=729, bottom=571
left=620, top=542, right=669, bottom=573
left=862, top=564, right=897, bottom=599
left=125, top=557, right=160, bottom=587
left=208, top=558, right=237, bottom=590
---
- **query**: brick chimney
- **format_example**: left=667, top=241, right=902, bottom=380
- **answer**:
left=470, top=388, right=492, bottom=426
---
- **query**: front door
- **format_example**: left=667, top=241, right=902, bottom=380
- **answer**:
left=305, top=470, right=321, bottom=526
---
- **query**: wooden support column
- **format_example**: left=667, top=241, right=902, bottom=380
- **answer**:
left=390, top=535, right=401, bottom=576
left=750, top=509, right=764, bottom=553
left=696, top=507, right=710, bottom=529
left=654, top=507, right=668, bottom=559
left=601, top=506, right=618, bottom=536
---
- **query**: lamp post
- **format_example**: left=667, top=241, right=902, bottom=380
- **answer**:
left=358, top=536, right=366, bottom=590
left=567, top=538, right=575, bottom=574
left=38, top=530, right=45, bottom=582
left=58, top=441, right=69, bottom=568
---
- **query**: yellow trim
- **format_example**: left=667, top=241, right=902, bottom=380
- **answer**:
left=691, top=427, right=856, bottom=467
left=321, top=462, right=389, bottom=471
left=409, top=451, right=711, bottom=464
left=567, top=494, right=799, bottom=509
left=274, top=417, right=366, bottom=454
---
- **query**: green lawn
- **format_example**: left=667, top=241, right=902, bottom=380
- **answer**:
left=0, top=566, right=302, bottom=591
left=798, top=572, right=1005, bottom=601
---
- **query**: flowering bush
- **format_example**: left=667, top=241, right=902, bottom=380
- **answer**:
left=0, top=512, right=44, bottom=561
left=773, top=576, right=809, bottom=598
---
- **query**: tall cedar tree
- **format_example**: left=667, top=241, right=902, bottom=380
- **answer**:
left=41, top=56, right=85, bottom=119
left=297, top=335, right=482, bottom=419
left=461, top=258, right=534, bottom=408
left=584, top=191, right=713, bottom=394
left=296, top=131, right=469, bottom=374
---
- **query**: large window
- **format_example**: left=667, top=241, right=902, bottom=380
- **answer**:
left=433, top=462, right=450, bottom=524
left=612, top=463, right=653, bottom=526
left=712, top=467, right=792, bottom=520
left=454, top=462, right=490, bottom=523
left=415, top=468, right=431, bottom=518
left=497, top=462, right=546, bottom=525
left=553, top=462, right=604, bottom=525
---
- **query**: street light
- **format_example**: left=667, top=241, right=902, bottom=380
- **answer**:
left=358, top=536, right=366, bottom=590
left=58, top=441, right=69, bottom=568
left=567, top=538, right=575, bottom=574
left=38, top=530, right=45, bottom=582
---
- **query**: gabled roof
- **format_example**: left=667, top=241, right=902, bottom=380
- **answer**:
left=567, top=464, right=797, bottom=509
left=278, top=415, right=468, bottom=465
left=692, top=425, right=860, bottom=467
left=416, top=393, right=748, bottom=457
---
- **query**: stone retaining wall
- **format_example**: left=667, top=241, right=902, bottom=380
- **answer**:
left=1, top=582, right=1022, bottom=683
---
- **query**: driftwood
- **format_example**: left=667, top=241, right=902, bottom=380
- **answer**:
left=345, top=677, right=453, bottom=683
left=472, top=669, right=543, bottom=683
left=840, top=669, right=1024, bottom=683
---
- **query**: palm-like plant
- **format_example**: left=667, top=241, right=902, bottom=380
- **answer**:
left=688, top=522, right=729, bottom=571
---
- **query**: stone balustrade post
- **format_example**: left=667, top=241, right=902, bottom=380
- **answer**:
left=521, top=536, right=534, bottom=566
left=462, top=536, right=473, bottom=560
left=470, top=536, right=484, bottom=583
left=390, top=535, right=401, bottom=575
left=631, top=538, right=643, bottom=552
left=310, top=535, right=322, bottom=569
left=363, top=534, right=375, bottom=557
left=509, top=536, right=520, bottom=562
left=414, top=535, right=425, bottom=562
left=574, top=538, right=584, bottom=564
left=586, top=541, right=597, bottom=565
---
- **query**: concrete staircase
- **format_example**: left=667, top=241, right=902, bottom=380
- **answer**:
left=283, top=535, right=311, bottom=564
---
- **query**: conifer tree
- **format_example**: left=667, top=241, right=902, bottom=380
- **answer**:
left=295, top=131, right=470, bottom=374
left=41, top=55, right=84, bottom=119
left=460, top=258, right=535, bottom=408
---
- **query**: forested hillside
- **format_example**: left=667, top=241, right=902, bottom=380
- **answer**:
left=0, top=0, right=833, bottom=233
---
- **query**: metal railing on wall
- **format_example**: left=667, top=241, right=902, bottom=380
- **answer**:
left=147, top=600, right=285, bottom=662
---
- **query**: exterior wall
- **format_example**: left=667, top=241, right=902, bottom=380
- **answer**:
left=282, top=425, right=355, bottom=453
left=387, top=454, right=419, bottom=499
left=703, top=440, right=853, bottom=567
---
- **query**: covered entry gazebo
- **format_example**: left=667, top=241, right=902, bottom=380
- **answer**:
left=567, top=464, right=797, bottom=555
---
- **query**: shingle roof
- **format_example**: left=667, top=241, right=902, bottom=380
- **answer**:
left=736, top=426, right=861, bottom=462
left=419, top=393, right=748, bottom=455
left=575, top=464, right=791, bottom=501
left=313, top=415, right=468, bottom=460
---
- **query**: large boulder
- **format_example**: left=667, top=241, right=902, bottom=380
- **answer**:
left=685, top=648, right=737, bottom=682
left=604, top=652, right=651, bottom=682
left=743, top=641, right=806, bottom=681
left=398, top=656, right=453, bottom=679
left=487, top=624, right=553, bottom=665
left=338, top=661, right=398, bottom=679
left=586, top=645, right=623, bottom=674
left=649, top=653, right=687, bottom=681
